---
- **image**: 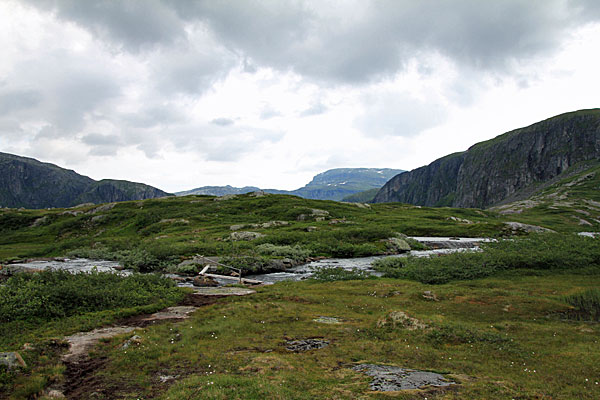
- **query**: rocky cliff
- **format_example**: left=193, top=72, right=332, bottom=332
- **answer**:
left=0, top=153, right=171, bottom=209
left=373, top=109, right=600, bottom=208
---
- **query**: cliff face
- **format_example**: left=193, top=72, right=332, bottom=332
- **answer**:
left=0, top=153, right=171, bottom=209
left=373, top=109, right=600, bottom=208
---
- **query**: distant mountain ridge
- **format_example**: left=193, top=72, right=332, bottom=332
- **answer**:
left=373, top=109, right=600, bottom=208
left=177, top=168, right=405, bottom=201
left=0, top=152, right=171, bottom=209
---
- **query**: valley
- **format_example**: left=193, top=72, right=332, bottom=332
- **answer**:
left=1, top=109, right=599, bottom=399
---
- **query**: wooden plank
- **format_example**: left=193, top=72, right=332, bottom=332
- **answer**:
left=200, top=272, right=263, bottom=285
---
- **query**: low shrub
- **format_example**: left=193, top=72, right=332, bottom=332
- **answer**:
left=0, top=270, right=183, bottom=323
left=255, top=244, right=311, bottom=261
left=374, top=234, right=600, bottom=284
left=310, top=266, right=375, bottom=281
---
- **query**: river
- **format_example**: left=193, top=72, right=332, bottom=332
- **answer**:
left=2, top=237, right=491, bottom=285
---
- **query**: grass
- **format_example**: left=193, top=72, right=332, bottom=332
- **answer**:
left=1, top=273, right=594, bottom=399
left=1, top=191, right=595, bottom=274
left=564, top=289, right=600, bottom=321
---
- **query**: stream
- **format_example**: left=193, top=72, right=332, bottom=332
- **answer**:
left=2, top=237, right=492, bottom=285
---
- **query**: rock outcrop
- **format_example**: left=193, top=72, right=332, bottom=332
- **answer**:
left=374, top=109, right=600, bottom=208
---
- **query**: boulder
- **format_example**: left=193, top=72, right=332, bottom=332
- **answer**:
left=285, top=339, right=329, bottom=352
left=214, top=194, right=238, bottom=201
left=504, top=222, right=555, bottom=233
left=230, top=231, right=265, bottom=241
left=193, top=275, right=219, bottom=287
left=0, top=352, right=27, bottom=369
left=385, top=237, right=411, bottom=252
left=377, top=311, right=427, bottom=331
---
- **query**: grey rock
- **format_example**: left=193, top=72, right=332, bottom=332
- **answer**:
left=122, top=335, right=142, bottom=349
left=385, top=237, right=411, bottom=252
left=504, top=222, right=555, bottom=233
left=230, top=231, right=265, bottom=241
left=91, top=215, right=107, bottom=223
left=214, top=194, right=238, bottom=201
left=313, top=316, right=341, bottom=324
left=353, top=364, right=455, bottom=391
left=87, top=203, right=116, bottom=214
left=377, top=311, right=427, bottom=330
left=285, top=339, right=329, bottom=352
left=31, top=216, right=49, bottom=227
left=193, top=275, right=219, bottom=287
left=0, top=352, right=27, bottom=368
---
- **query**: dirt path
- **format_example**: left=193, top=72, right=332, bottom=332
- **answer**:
left=46, top=289, right=254, bottom=399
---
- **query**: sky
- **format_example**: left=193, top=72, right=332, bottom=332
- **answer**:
left=1, top=0, right=599, bottom=193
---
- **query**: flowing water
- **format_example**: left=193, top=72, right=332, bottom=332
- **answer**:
left=2, top=237, right=492, bottom=285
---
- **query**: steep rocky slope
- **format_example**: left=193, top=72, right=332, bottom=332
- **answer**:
left=374, top=109, right=600, bottom=208
left=0, top=152, right=170, bottom=208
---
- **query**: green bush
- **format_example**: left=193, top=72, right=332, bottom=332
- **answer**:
left=0, top=270, right=183, bottom=323
left=374, top=234, right=600, bottom=284
left=254, top=244, right=311, bottom=261
left=310, top=266, right=374, bottom=281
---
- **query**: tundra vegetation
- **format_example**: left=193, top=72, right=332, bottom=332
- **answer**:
left=0, top=191, right=599, bottom=399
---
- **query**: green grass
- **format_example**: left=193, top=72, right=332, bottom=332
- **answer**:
left=564, top=289, right=600, bottom=321
left=0, top=191, right=591, bottom=273
left=4, top=273, right=593, bottom=399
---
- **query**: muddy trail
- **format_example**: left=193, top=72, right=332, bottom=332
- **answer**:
left=48, top=290, right=250, bottom=399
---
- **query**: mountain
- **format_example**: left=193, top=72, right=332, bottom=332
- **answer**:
left=176, top=168, right=405, bottom=201
left=176, top=185, right=261, bottom=197
left=373, top=109, right=600, bottom=208
left=0, top=152, right=171, bottom=209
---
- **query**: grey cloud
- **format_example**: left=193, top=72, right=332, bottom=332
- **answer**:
left=211, top=118, right=235, bottom=126
left=24, top=0, right=600, bottom=85
left=151, top=43, right=235, bottom=95
left=165, top=122, right=284, bottom=162
left=356, top=94, right=448, bottom=138
left=2, top=52, right=121, bottom=134
left=260, top=107, right=281, bottom=120
left=173, top=0, right=600, bottom=83
left=122, top=106, right=184, bottom=129
left=81, top=133, right=121, bottom=146
left=299, top=102, right=327, bottom=117
left=42, top=130, right=122, bottom=157
left=25, top=0, right=184, bottom=52
left=0, top=89, right=42, bottom=114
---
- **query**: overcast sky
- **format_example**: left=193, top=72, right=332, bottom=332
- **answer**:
left=1, top=0, right=599, bottom=192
